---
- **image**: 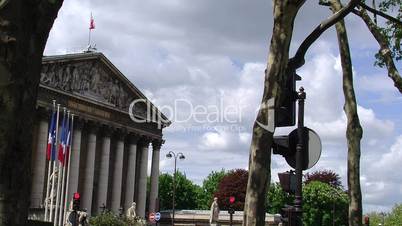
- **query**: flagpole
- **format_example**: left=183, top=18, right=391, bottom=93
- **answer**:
left=54, top=108, right=66, bottom=226
left=88, top=27, right=91, bottom=47
left=54, top=162, right=63, bottom=226
left=45, top=154, right=52, bottom=221
left=44, top=100, right=56, bottom=221
left=50, top=104, right=60, bottom=222
left=88, top=12, right=93, bottom=47
left=63, top=114, right=74, bottom=225
left=58, top=110, right=70, bottom=226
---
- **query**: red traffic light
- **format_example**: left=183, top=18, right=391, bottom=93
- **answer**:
left=73, top=192, right=80, bottom=200
left=229, top=196, right=235, bottom=204
left=364, top=216, right=370, bottom=224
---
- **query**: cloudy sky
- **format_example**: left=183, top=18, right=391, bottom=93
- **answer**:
left=44, top=0, right=402, bottom=213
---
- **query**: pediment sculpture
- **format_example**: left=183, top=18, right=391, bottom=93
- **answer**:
left=40, top=60, right=134, bottom=111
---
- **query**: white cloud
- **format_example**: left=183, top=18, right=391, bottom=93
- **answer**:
left=200, top=131, right=228, bottom=150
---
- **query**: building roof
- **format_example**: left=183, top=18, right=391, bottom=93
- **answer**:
left=41, top=51, right=171, bottom=127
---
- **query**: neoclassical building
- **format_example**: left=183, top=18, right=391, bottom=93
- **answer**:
left=29, top=52, right=169, bottom=218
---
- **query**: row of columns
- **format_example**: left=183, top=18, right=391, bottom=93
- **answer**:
left=30, top=116, right=163, bottom=218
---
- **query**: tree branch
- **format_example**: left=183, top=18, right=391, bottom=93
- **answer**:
left=354, top=8, right=402, bottom=93
left=359, top=2, right=402, bottom=27
left=289, top=0, right=360, bottom=69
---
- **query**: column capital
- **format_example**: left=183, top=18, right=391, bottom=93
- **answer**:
left=113, top=128, right=128, bottom=141
left=138, top=137, right=151, bottom=147
left=152, top=139, right=164, bottom=150
left=85, top=120, right=100, bottom=134
left=73, top=118, right=85, bottom=130
left=35, top=106, right=51, bottom=121
left=100, top=125, right=114, bottom=137
left=127, top=133, right=141, bottom=144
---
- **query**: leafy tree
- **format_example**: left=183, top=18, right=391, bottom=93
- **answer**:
left=303, top=181, right=348, bottom=226
left=197, top=169, right=226, bottom=209
left=265, top=183, right=293, bottom=214
left=158, top=171, right=201, bottom=210
left=353, top=2, right=402, bottom=93
left=326, top=2, right=363, bottom=224
left=214, top=169, right=248, bottom=211
left=377, top=1, right=402, bottom=68
left=304, top=170, right=342, bottom=189
left=243, top=1, right=361, bottom=224
left=386, top=203, right=402, bottom=226
left=0, top=1, right=64, bottom=224
left=244, top=1, right=401, bottom=225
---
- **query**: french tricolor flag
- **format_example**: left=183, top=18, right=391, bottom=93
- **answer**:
left=65, top=117, right=72, bottom=166
left=58, top=112, right=67, bottom=165
left=89, top=13, right=95, bottom=30
left=46, top=111, right=56, bottom=161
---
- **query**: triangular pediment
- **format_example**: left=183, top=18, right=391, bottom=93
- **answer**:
left=40, top=52, right=168, bottom=125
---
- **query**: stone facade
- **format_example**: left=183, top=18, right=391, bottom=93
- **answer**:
left=29, top=52, right=169, bottom=219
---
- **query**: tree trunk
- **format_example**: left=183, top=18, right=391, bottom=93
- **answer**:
left=0, top=1, right=63, bottom=225
left=243, top=1, right=305, bottom=225
left=328, top=1, right=363, bottom=225
left=355, top=8, right=402, bottom=93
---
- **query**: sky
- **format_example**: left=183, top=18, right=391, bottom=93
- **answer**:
left=44, top=0, right=402, bottom=213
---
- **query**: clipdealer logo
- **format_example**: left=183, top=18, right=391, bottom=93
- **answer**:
left=128, top=98, right=246, bottom=131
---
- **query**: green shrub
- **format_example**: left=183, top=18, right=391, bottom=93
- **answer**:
left=89, top=212, right=125, bottom=226
left=89, top=212, right=147, bottom=226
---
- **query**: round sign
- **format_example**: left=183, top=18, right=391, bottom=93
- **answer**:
left=286, top=127, right=321, bottom=170
left=149, top=212, right=155, bottom=222
left=155, top=212, right=161, bottom=221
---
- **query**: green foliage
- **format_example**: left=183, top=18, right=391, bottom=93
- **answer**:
left=158, top=171, right=201, bottom=210
left=302, top=181, right=348, bottom=226
left=214, top=169, right=248, bottom=210
left=266, top=183, right=293, bottom=214
left=366, top=212, right=384, bottom=225
left=304, top=169, right=342, bottom=189
left=197, top=169, right=226, bottom=209
left=89, top=212, right=146, bottom=226
left=374, top=0, right=402, bottom=67
left=89, top=212, right=126, bottom=226
left=366, top=204, right=402, bottom=226
left=386, top=203, right=402, bottom=225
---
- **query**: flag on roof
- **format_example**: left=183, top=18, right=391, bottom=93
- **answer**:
left=90, top=13, right=95, bottom=30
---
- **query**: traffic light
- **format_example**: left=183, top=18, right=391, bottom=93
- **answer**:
left=364, top=216, right=370, bottom=226
left=272, top=135, right=291, bottom=157
left=278, top=171, right=297, bottom=194
left=229, top=196, right=235, bottom=204
left=73, top=192, right=80, bottom=211
left=275, top=68, right=301, bottom=127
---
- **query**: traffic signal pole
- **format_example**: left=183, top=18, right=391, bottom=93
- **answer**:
left=294, top=87, right=306, bottom=226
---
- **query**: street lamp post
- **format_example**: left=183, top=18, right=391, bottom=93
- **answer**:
left=166, top=151, right=185, bottom=226
left=380, top=212, right=385, bottom=226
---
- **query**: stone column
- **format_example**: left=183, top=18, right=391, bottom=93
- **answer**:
left=148, top=140, right=163, bottom=213
left=30, top=116, right=49, bottom=207
left=137, top=138, right=150, bottom=218
left=67, top=120, right=84, bottom=203
left=82, top=122, right=98, bottom=214
left=96, top=126, right=112, bottom=213
left=110, top=130, right=126, bottom=213
left=123, top=134, right=140, bottom=211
